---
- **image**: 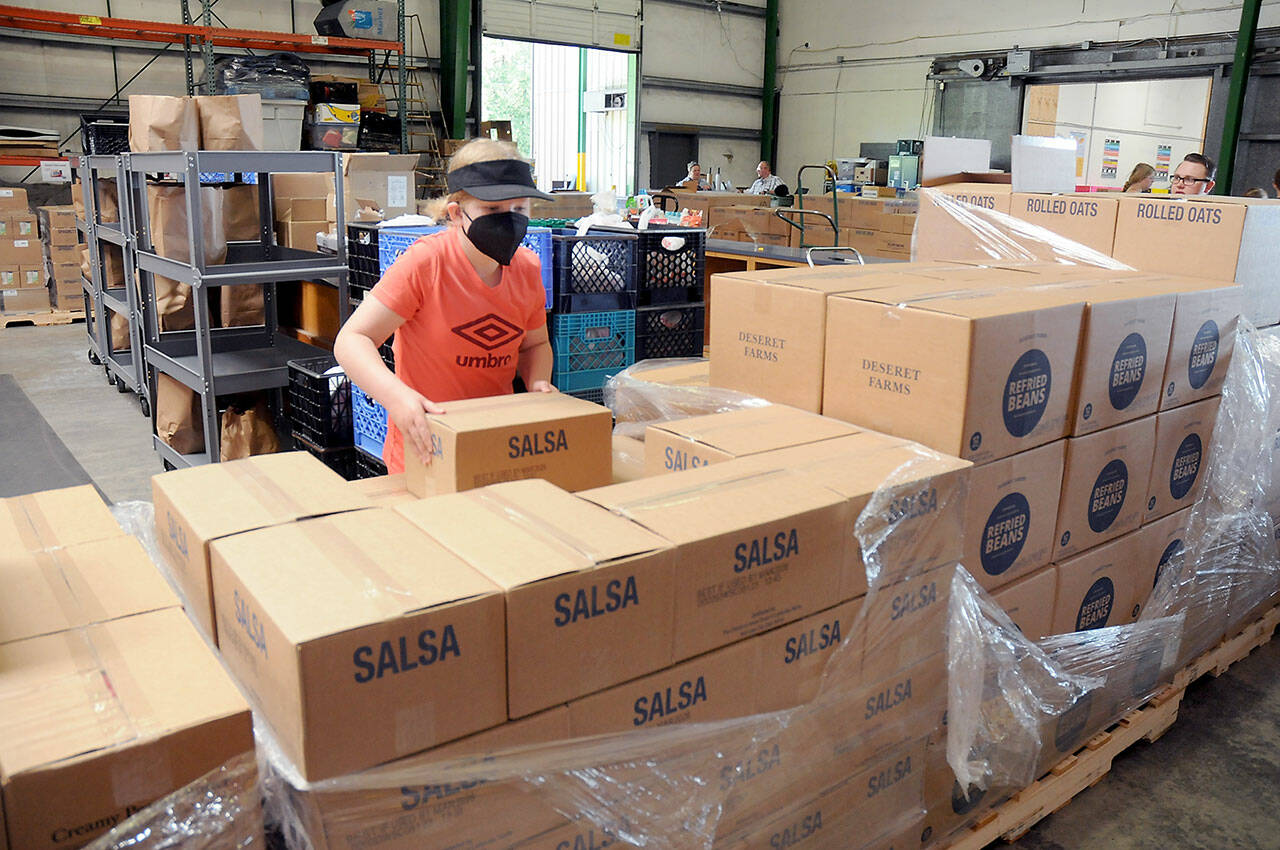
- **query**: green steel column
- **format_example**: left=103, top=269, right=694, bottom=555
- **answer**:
left=397, top=0, right=407, bottom=153
left=577, top=47, right=587, bottom=190
left=760, top=0, right=779, bottom=164
left=1217, top=0, right=1261, bottom=194
left=439, top=0, right=471, bottom=139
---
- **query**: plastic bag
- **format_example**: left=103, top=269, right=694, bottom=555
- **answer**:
left=604, top=357, right=770, bottom=439
left=212, top=53, right=310, bottom=102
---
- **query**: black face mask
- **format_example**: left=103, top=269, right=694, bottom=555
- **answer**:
left=462, top=211, right=529, bottom=266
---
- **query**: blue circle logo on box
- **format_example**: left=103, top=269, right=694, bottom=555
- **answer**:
left=1108, top=332, right=1146, bottom=411
left=1087, top=459, right=1129, bottom=533
left=1003, top=349, right=1052, bottom=437
left=980, top=492, right=1031, bottom=576
left=1155, top=537, right=1185, bottom=588
left=951, top=781, right=987, bottom=815
left=1169, top=433, right=1203, bottom=500
left=1188, top=320, right=1219, bottom=390
left=1075, top=576, right=1115, bottom=630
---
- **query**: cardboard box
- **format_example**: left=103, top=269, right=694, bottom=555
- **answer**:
left=839, top=226, right=880, bottom=255
left=0, top=535, right=180, bottom=645
left=707, top=264, right=966, bottom=411
left=644, top=404, right=861, bottom=475
left=278, top=196, right=329, bottom=223
left=922, top=737, right=1003, bottom=848
left=49, top=258, right=80, bottom=282
left=0, top=266, right=15, bottom=288
left=1008, top=193, right=1119, bottom=255
left=0, top=608, right=253, bottom=850
left=0, top=237, right=43, bottom=265
left=580, top=467, right=850, bottom=661
left=1051, top=528, right=1145, bottom=634
left=275, top=219, right=326, bottom=251
left=151, top=452, right=371, bottom=641
left=50, top=279, right=82, bottom=310
left=992, top=565, right=1057, bottom=640
left=395, top=479, right=676, bottom=718
left=5, top=286, right=51, bottom=314
left=730, top=432, right=971, bottom=598
left=344, top=472, right=417, bottom=507
left=37, top=205, right=76, bottom=233
left=860, top=562, right=953, bottom=683
left=5, top=212, right=35, bottom=237
left=1023, top=280, right=1177, bottom=435
left=914, top=183, right=1014, bottom=262
left=631, top=358, right=709, bottom=388
left=16, top=265, right=43, bottom=288
left=753, top=598, right=863, bottom=713
left=344, top=152, right=418, bottom=220
left=0, top=186, right=28, bottom=209
left=1223, top=198, right=1280, bottom=325
left=1128, top=277, right=1241, bottom=410
left=963, top=440, right=1066, bottom=591
left=1054, top=416, right=1157, bottom=559
left=1145, top=396, right=1219, bottom=522
left=875, top=230, right=912, bottom=256
left=406, top=392, right=612, bottom=497
left=1133, top=507, right=1190, bottom=616
left=822, top=285, right=1085, bottom=463
left=210, top=508, right=506, bottom=781
left=612, top=434, right=647, bottom=482
left=1111, top=196, right=1246, bottom=285
left=0, top=484, right=122, bottom=552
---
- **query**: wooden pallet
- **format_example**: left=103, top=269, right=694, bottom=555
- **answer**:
left=943, top=602, right=1280, bottom=849
left=0, top=309, right=85, bottom=329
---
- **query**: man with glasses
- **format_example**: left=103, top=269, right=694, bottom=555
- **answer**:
left=1169, top=153, right=1216, bottom=195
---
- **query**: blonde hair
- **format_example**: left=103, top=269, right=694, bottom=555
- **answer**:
left=422, top=138, right=525, bottom=222
left=1123, top=163, right=1155, bottom=192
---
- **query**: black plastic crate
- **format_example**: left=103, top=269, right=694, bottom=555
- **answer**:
left=311, top=80, right=358, bottom=103
left=635, top=303, right=706, bottom=360
left=349, top=267, right=380, bottom=299
left=593, top=225, right=705, bottom=306
left=286, top=355, right=353, bottom=448
left=294, top=432, right=358, bottom=480
left=564, top=386, right=605, bottom=405
left=353, top=449, right=388, bottom=479
left=348, top=223, right=379, bottom=262
left=358, top=112, right=401, bottom=153
left=551, top=230, right=637, bottom=313
left=80, top=114, right=129, bottom=155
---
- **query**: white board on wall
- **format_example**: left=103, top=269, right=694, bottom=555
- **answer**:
left=921, top=136, right=992, bottom=181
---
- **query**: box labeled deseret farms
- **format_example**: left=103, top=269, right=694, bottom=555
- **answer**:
left=822, top=284, right=1085, bottom=463
left=209, top=508, right=506, bottom=781
left=394, top=479, right=677, bottom=718
left=407, top=392, right=612, bottom=497
left=644, top=404, right=860, bottom=475
left=1054, top=416, right=1156, bottom=560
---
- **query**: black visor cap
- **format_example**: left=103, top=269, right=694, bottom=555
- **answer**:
left=447, top=160, right=555, bottom=201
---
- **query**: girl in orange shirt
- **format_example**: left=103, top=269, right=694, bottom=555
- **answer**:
left=334, top=140, right=555, bottom=473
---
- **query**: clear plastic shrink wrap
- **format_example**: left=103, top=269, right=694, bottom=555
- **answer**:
left=82, top=199, right=1280, bottom=850
left=604, top=358, right=770, bottom=439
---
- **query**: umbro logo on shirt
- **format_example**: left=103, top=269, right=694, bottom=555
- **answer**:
left=451, top=313, right=521, bottom=351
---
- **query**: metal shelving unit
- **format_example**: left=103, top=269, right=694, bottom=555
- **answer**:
left=81, top=154, right=150, bottom=414
left=71, top=158, right=104, bottom=371
left=120, top=150, right=349, bottom=468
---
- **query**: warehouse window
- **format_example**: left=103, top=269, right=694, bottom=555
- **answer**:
left=1023, top=78, right=1212, bottom=191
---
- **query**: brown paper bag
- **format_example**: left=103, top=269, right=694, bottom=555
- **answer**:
left=219, top=396, right=279, bottom=461
left=108, top=308, right=130, bottom=352
left=72, top=178, right=119, bottom=224
left=196, top=95, right=265, bottom=151
left=129, top=95, right=199, bottom=152
left=83, top=243, right=126, bottom=288
left=147, top=185, right=227, bottom=331
left=155, top=373, right=206, bottom=455
left=220, top=185, right=265, bottom=326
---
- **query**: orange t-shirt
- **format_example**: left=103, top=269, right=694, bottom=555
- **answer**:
left=370, top=227, right=546, bottom=473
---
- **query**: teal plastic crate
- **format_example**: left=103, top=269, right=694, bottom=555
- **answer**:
left=550, top=309, right=635, bottom=392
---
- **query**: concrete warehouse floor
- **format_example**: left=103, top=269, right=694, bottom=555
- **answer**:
left=3, top=323, right=1279, bottom=848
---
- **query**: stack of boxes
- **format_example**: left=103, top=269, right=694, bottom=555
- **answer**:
left=0, top=485, right=254, bottom=850
left=39, top=205, right=81, bottom=311
left=0, top=188, right=50, bottom=316
left=778, top=191, right=918, bottom=258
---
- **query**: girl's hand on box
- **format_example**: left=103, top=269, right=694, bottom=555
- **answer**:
left=389, top=384, right=444, bottom=463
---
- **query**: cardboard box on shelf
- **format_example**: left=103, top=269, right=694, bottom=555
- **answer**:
left=0, top=186, right=29, bottom=209
left=993, top=565, right=1058, bottom=640
left=210, top=508, right=506, bottom=781
left=0, top=608, right=253, bottom=850
left=0, top=535, right=180, bottom=646
left=822, top=284, right=1085, bottom=463
left=1051, top=528, right=1145, bottom=634
left=1008, top=193, right=1120, bottom=256
left=722, top=433, right=969, bottom=599
left=277, top=196, right=328, bottom=223
left=1133, top=507, right=1190, bottom=611
left=405, top=392, right=613, bottom=498
left=1145, top=395, right=1219, bottom=522
left=17, top=265, right=43, bottom=288
left=1111, top=195, right=1246, bottom=286
left=0, top=237, right=44, bottom=265
left=151, top=452, right=371, bottom=642
left=963, top=440, right=1066, bottom=591
left=1054, top=415, right=1157, bottom=560
left=394, top=479, right=676, bottom=718
left=5, top=212, right=35, bottom=237
left=275, top=219, right=327, bottom=251
left=644, top=404, right=861, bottom=475
left=0, top=484, right=123, bottom=552
left=344, top=152, right=418, bottom=220
left=36, top=205, right=76, bottom=233
left=1, top=287, right=49, bottom=314
left=580, top=466, right=850, bottom=661
left=45, top=226, right=78, bottom=247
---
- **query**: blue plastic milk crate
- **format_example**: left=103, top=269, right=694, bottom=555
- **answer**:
left=521, top=226, right=554, bottom=310
left=351, top=381, right=388, bottom=460
left=377, top=225, right=446, bottom=273
left=550, top=310, right=635, bottom=393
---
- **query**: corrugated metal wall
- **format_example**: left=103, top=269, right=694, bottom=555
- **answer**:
left=584, top=49, right=633, bottom=195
